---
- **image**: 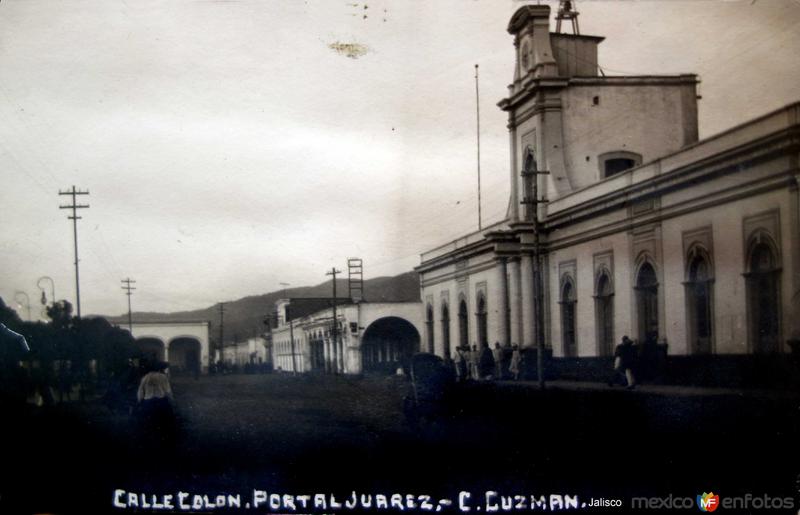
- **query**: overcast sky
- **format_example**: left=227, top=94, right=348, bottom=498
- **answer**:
left=1, top=0, right=799, bottom=318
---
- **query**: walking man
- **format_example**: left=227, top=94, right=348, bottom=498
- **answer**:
left=610, top=336, right=637, bottom=389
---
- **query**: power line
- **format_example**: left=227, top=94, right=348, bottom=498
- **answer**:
left=59, top=185, right=89, bottom=318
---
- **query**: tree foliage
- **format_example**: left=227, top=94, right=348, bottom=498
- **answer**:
left=0, top=296, right=138, bottom=380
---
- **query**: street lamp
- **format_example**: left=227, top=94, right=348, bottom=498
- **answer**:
left=14, top=291, right=31, bottom=321
left=37, top=276, right=56, bottom=320
left=37, top=276, right=55, bottom=303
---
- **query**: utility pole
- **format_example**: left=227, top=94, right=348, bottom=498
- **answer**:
left=520, top=153, right=549, bottom=389
left=218, top=302, right=225, bottom=364
left=121, top=278, right=136, bottom=332
left=475, top=63, right=482, bottom=231
left=59, top=186, right=89, bottom=318
left=326, top=267, right=342, bottom=373
left=288, top=311, right=297, bottom=374
left=278, top=283, right=294, bottom=371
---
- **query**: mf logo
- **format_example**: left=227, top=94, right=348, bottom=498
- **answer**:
left=697, top=492, right=720, bottom=512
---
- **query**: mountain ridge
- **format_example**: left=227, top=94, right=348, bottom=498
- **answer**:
left=102, top=271, right=420, bottom=345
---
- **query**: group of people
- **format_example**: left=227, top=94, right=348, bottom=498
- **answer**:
left=451, top=342, right=523, bottom=382
left=446, top=335, right=640, bottom=389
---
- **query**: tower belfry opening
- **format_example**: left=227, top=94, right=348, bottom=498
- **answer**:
left=555, top=0, right=580, bottom=35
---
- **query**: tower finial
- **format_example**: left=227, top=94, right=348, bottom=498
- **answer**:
left=556, top=0, right=580, bottom=35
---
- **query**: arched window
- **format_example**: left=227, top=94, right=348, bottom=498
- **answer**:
left=441, top=303, right=451, bottom=358
left=458, top=299, right=469, bottom=350
left=635, top=262, right=659, bottom=344
left=425, top=304, right=435, bottom=354
left=595, top=272, right=614, bottom=357
left=476, top=294, right=488, bottom=347
left=746, top=238, right=781, bottom=353
left=685, top=248, right=714, bottom=354
left=522, top=147, right=538, bottom=221
left=560, top=278, right=577, bottom=357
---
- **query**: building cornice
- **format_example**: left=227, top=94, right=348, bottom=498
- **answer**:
left=547, top=172, right=796, bottom=253
left=498, top=75, right=697, bottom=114
left=417, top=104, right=800, bottom=276
left=545, top=127, right=800, bottom=230
left=420, top=260, right=501, bottom=289
left=130, top=320, right=210, bottom=326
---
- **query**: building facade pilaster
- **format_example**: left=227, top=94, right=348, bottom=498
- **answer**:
left=508, top=257, right=522, bottom=346
left=496, top=258, right=510, bottom=346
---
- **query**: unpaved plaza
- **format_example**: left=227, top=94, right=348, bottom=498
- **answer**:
left=3, top=373, right=798, bottom=512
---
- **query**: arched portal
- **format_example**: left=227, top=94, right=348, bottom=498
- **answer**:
left=635, top=262, right=659, bottom=344
left=476, top=295, right=488, bottom=347
left=441, top=303, right=451, bottom=359
left=137, top=337, right=165, bottom=363
left=361, top=317, right=420, bottom=374
left=560, top=279, right=577, bottom=357
left=458, top=300, right=469, bottom=349
left=595, top=272, right=614, bottom=357
left=168, top=337, right=201, bottom=375
left=686, top=249, right=714, bottom=354
left=747, top=240, right=781, bottom=353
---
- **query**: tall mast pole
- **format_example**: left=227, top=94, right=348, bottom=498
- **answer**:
left=475, top=64, right=482, bottom=231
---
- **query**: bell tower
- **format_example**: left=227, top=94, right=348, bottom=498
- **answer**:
left=501, top=4, right=572, bottom=222
left=555, top=1, right=580, bottom=35
left=500, top=3, right=698, bottom=220
left=509, top=4, right=559, bottom=84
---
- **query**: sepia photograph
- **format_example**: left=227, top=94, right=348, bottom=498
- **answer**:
left=1, top=0, right=800, bottom=513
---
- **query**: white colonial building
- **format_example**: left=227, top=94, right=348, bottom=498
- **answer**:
left=221, top=336, right=270, bottom=368
left=269, top=299, right=423, bottom=374
left=417, top=5, right=800, bottom=370
left=130, top=320, right=210, bottom=374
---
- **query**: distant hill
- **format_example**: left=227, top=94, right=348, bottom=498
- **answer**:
left=104, top=271, right=420, bottom=345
